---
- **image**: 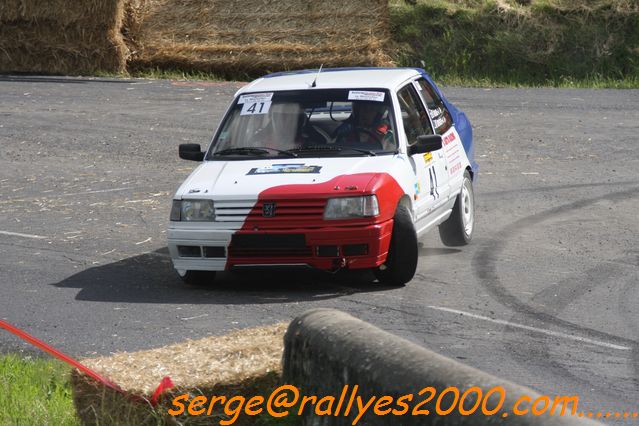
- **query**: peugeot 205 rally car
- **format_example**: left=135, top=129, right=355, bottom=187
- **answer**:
left=168, top=68, right=477, bottom=286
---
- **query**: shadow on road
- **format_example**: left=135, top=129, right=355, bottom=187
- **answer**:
left=418, top=246, right=462, bottom=256
left=51, top=248, right=396, bottom=304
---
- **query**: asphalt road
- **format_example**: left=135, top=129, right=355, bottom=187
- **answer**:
left=0, top=76, right=637, bottom=423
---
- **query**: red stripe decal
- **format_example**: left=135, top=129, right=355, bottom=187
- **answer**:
left=226, top=173, right=404, bottom=268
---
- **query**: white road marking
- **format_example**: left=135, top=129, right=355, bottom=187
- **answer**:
left=0, top=230, right=47, bottom=240
left=427, top=305, right=630, bottom=351
left=61, top=187, right=133, bottom=197
left=181, top=314, right=208, bottom=321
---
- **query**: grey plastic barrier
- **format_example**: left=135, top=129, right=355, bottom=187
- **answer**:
left=283, top=308, right=601, bottom=425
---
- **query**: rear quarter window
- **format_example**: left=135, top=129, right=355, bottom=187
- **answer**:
left=416, top=79, right=453, bottom=135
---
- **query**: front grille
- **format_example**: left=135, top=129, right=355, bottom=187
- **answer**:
left=252, top=200, right=326, bottom=219
left=214, top=200, right=256, bottom=222
left=215, top=199, right=326, bottom=223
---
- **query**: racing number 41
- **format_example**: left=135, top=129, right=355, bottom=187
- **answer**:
left=241, top=101, right=272, bottom=116
left=246, top=102, right=266, bottom=114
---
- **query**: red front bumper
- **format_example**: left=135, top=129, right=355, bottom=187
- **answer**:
left=227, top=219, right=394, bottom=270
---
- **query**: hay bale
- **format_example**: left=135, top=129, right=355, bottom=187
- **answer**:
left=72, top=323, right=287, bottom=425
left=129, top=0, right=393, bottom=75
left=0, top=0, right=135, bottom=75
left=0, top=0, right=127, bottom=28
left=0, top=22, right=128, bottom=74
left=1, top=0, right=392, bottom=76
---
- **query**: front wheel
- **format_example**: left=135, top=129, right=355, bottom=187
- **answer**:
left=373, top=204, right=418, bottom=287
left=176, top=270, right=216, bottom=286
left=439, top=170, right=475, bottom=246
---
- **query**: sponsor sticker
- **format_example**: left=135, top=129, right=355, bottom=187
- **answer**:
left=247, top=163, right=322, bottom=175
left=423, top=152, right=433, bottom=164
left=443, top=132, right=457, bottom=146
left=348, top=90, right=385, bottom=102
left=238, top=93, right=274, bottom=116
left=449, top=162, right=463, bottom=175
left=238, top=93, right=273, bottom=104
left=432, top=116, right=447, bottom=129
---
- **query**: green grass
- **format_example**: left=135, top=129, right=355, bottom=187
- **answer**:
left=390, top=0, right=639, bottom=87
left=0, top=354, right=301, bottom=425
left=431, top=73, right=639, bottom=88
left=0, top=354, right=79, bottom=426
left=96, top=69, right=639, bottom=88
left=97, top=69, right=639, bottom=89
left=94, top=68, right=231, bottom=82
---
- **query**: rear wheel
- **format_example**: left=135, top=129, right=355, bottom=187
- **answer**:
left=373, top=204, right=418, bottom=287
left=439, top=170, right=474, bottom=246
left=176, top=270, right=217, bottom=286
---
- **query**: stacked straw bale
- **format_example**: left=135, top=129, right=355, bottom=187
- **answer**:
left=0, top=0, right=392, bottom=76
left=72, top=323, right=286, bottom=425
left=0, top=0, right=141, bottom=74
left=129, top=0, right=393, bottom=75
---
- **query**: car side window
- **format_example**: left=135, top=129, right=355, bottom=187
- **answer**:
left=397, top=84, right=433, bottom=146
left=416, top=79, right=453, bottom=134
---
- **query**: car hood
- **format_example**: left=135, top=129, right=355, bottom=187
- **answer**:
left=174, top=157, right=395, bottom=200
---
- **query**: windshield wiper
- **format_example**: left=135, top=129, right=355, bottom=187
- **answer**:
left=288, top=145, right=376, bottom=156
left=213, top=147, right=297, bottom=157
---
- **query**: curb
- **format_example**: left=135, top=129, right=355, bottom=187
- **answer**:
left=283, top=308, right=601, bottom=425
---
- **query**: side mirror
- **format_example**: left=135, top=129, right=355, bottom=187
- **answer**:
left=408, top=135, right=443, bottom=155
left=179, top=143, right=205, bottom=161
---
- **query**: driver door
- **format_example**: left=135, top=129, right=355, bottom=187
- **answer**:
left=397, top=83, right=450, bottom=228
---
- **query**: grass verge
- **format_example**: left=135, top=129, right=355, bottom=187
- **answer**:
left=0, top=354, right=78, bottom=425
left=389, top=0, right=639, bottom=88
left=432, top=73, right=639, bottom=88
left=0, top=353, right=300, bottom=425
left=98, top=69, right=639, bottom=89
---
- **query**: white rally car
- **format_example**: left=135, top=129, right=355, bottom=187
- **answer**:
left=168, top=68, right=477, bottom=286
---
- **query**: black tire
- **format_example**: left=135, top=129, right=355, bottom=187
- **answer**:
left=373, top=204, right=418, bottom=287
left=439, top=170, right=475, bottom=246
left=177, top=270, right=216, bottom=286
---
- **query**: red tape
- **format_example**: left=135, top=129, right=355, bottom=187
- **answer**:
left=150, top=376, right=175, bottom=406
left=0, top=319, right=173, bottom=406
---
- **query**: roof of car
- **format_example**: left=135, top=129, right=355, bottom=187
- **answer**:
left=237, top=67, right=423, bottom=95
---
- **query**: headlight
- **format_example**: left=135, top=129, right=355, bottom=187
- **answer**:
left=324, top=195, right=379, bottom=220
left=170, top=199, right=215, bottom=221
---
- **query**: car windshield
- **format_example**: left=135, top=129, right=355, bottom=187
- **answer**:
left=208, top=89, right=397, bottom=159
